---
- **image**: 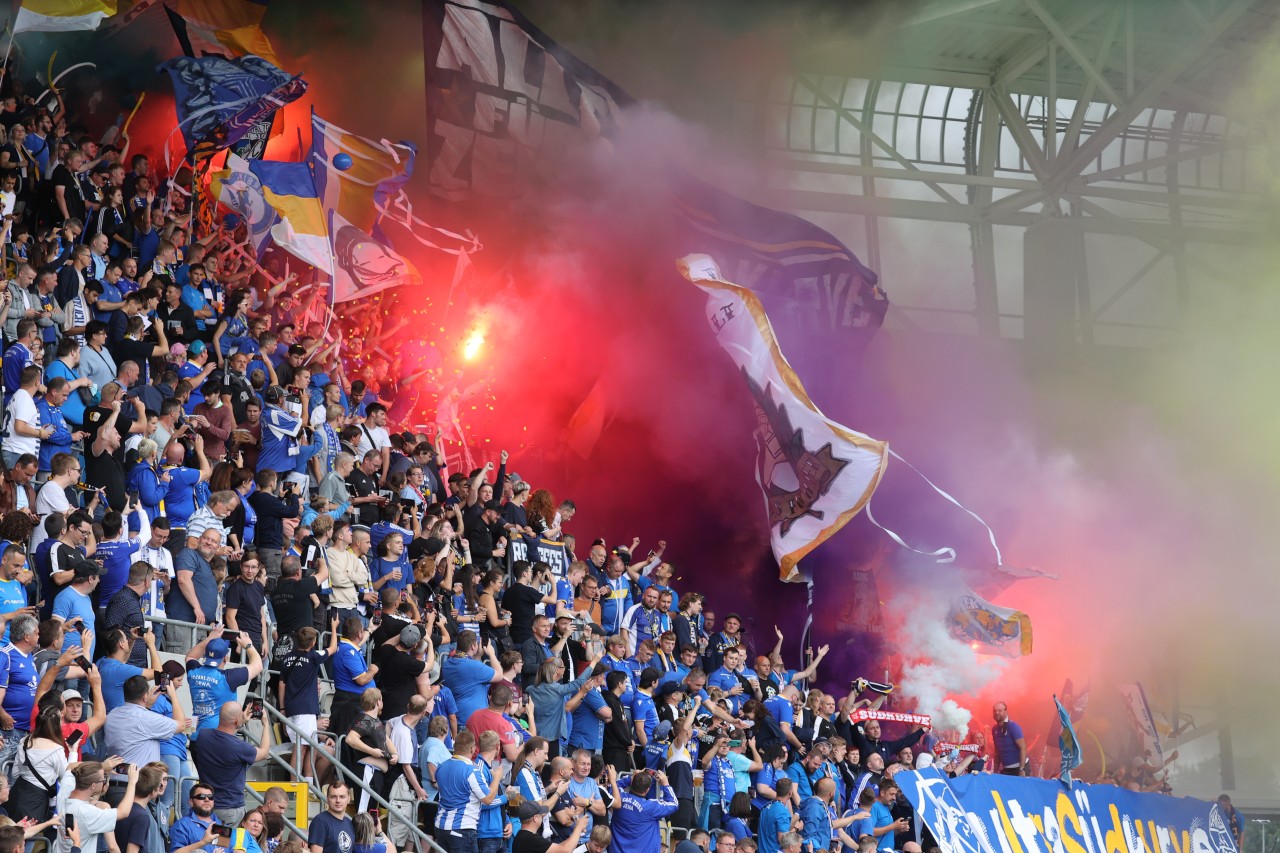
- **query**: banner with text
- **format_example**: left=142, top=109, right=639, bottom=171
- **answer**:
left=505, top=534, right=569, bottom=578
left=897, top=768, right=1238, bottom=853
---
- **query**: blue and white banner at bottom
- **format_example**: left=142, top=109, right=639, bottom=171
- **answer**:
left=896, top=768, right=1238, bottom=853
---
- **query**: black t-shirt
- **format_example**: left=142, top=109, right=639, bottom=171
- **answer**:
left=271, top=575, right=319, bottom=636
left=346, top=468, right=378, bottom=526
left=371, top=643, right=425, bottom=719
left=221, top=371, right=255, bottom=423
left=85, top=442, right=126, bottom=510
left=513, top=829, right=552, bottom=853
left=83, top=405, right=136, bottom=447
left=47, top=164, right=84, bottom=222
left=114, top=802, right=149, bottom=853
left=502, top=583, right=544, bottom=645
left=370, top=612, right=411, bottom=648
left=279, top=648, right=325, bottom=716
left=157, top=302, right=197, bottom=344
left=108, top=336, right=156, bottom=372
left=225, top=578, right=267, bottom=646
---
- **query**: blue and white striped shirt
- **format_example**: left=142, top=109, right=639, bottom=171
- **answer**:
left=435, top=756, right=488, bottom=832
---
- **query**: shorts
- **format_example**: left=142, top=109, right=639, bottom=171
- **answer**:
left=288, top=714, right=317, bottom=743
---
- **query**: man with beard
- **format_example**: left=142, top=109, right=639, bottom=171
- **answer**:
left=848, top=715, right=925, bottom=767
left=168, top=783, right=219, bottom=853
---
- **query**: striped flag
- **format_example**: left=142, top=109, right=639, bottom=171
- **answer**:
left=14, top=0, right=117, bottom=32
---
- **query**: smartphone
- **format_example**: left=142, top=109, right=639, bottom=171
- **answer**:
left=213, top=826, right=233, bottom=841
left=74, top=655, right=91, bottom=670
left=371, top=609, right=383, bottom=627
left=156, top=672, right=171, bottom=689
left=119, top=762, right=133, bottom=774
left=64, top=814, right=75, bottom=832
left=126, top=489, right=140, bottom=503
left=248, top=698, right=263, bottom=719
left=66, top=730, right=83, bottom=747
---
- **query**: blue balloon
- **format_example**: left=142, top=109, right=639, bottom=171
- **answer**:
left=333, top=153, right=353, bottom=171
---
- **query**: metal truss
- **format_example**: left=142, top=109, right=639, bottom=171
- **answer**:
left=739, top=0, right=1275, bottom=345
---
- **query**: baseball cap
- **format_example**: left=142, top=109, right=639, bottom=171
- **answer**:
left=188, top=340, right=207, bottom=356
left=71, top=557, right=106, bottom=578
left=400, top=625, right=423, bottom=647
left=652, top=720, right=674, bottom=742
left=513, top=801, right=548, bottom=820
left=61, top=689, right=83, bottom=702
left=483, top=499, right=502, bottom=513
left=202, top=638, right=231, bottom=665
left=656, top=681, right=684, bottom=699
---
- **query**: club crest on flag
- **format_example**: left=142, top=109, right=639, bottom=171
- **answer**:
left=745, top=371, right=850, bottom=536
left=214, top=155, right=272, bottom=250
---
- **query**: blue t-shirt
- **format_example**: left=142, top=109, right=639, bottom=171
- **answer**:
left=609, top=787, right=678, bottom=853
left=95, top=538, right=136, bottom=602
left=0, top=644, right=37, bottom=728
left=186, top=663, right=250, bottom=733
left=177, top=361, right=206, bottom=413
left=871, top=801, right=897, bottom=852
left=279, top=649, right=326, bottom=715
left=96, top=657, right=144, bottom=714
left=151, top=694, right=190, bottom=759
left=193, top=727, right=258, bottom=808
left=333, top=640, right=374, bottom=693
left=440, top=655, right=495, bottom=725
left=169, top=549, right=218, bottom=624
left=847, top=811, right=875, bottom=844
left=568, top=687, right=607, bottom=750
left=53, top=586, right=97, bottom=657
left=162, top=466, right=202, bottom=528
left=752, top=764, right=785, bottom=810
left=428, top=685, right=458, bottom=749
left=308, top=811, right=355, bottom=853
left=631, top=692, right=659, bottom=742
left=758, top=800, right=793, bottom=853
left=993, top=720, right=1025, bottom=768
left=0, top=579, right=26, bottom=643
left=370, top=554, right=411, bottom=596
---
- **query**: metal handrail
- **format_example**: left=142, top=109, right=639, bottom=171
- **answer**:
left=259, top=678, right=446, bottom=853
left=173, top=773, right=310, bottom=843
left=151, top=614, right=442, bottom=853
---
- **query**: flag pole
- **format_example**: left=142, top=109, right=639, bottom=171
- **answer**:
left=0, top=31, right=16, bottom=87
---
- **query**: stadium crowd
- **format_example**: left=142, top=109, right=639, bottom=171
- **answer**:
left=0, top=45, right=1195, bottom=853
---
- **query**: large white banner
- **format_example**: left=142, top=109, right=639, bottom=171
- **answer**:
left=679, top=254, right=889, bottom=581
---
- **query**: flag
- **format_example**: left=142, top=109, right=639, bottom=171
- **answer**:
left=1054, top=695, right=1083, bottom=784
left=251, top=160, right=330, bottom=274
left=563, top=378, right=609, bottom=460
left=328, top=209, right=421, bottom=305
left=14, top=0, right=116, bottom=33
left=679, top=254, right=888, bottom=581
left=946, top=587, right=1033, bottom=657
left=423, top=0, right=887, bottom=337
left=672, top=176, right=888, bottom=335
left=309, top=114, right=415, bottom=235
left=211, top=153, right=274, bottom=255
left=164, top=0, right=278, bottom=65
left=1118, top=683, right=1165, bottom=767
left=159, top=54, right=305, bottom=158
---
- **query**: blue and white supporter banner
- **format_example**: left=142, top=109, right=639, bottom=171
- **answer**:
left=897, top=768, right=1239, bottom=853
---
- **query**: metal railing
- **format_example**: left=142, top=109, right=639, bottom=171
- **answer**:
left=150, top=614, right=444, bottom=853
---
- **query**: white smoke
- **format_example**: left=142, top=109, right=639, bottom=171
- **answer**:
left=894, top=593, right=1007, bottom=740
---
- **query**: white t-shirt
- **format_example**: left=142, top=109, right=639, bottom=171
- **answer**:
left=3, top=388, right=40, bottom=455
left=355, top=424, right=391, bottom=459
left=58, top=792, right=118, bottom=853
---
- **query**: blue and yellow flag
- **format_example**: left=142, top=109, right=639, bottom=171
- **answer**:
left=309, top=114, right=415, bottom=235
left=251, top=160, right=330, bottom=274
left=1054, top=694, right=1083, bottom=784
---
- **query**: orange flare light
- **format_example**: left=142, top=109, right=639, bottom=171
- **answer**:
left=463, top=329, right=485, bottom=361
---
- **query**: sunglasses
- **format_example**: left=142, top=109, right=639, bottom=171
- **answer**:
left=192, top=794, right=214, bottom=801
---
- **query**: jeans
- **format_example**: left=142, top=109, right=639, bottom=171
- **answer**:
left=214, top=806, right=245, bottom=828
left=439, top=829, right=477, bottom=853
left=0, top=728, right=25, bottom=781
left=477, top=837, right=505, bottom=853
left=259, top=548, right=283, bottom=584
left=160, top=754, right=194, bottom=828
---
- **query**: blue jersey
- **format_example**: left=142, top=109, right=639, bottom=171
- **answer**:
left=333, top=640, right=374, bottom=693
left=370, top=554, right=411, bottom=596
left=608, top=787, right=678, bottom=853
left=798, top=797, right=833, bottom=852
left=0, top=579, right=26, bottom=643
left=0, top=644, right=36, bottom=728
left=631, top=692, right=659, bottom=742
left=599, top=576, right=631, bottom=635
left=95, top=538, right=137, bottom=602
left=434, top=757, right=487, bottom=832
left=601, top=655, right=634, bottom=706
left=52, top=587, right=96, bottom=658
left=186, top=663, right=250, bottom=733
left=440, top=655, right=494, bottom=726
left=758, top=800, right=793, bottom=853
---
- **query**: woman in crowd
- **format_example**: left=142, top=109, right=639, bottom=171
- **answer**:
left=476, top=568, right=513, bottom=651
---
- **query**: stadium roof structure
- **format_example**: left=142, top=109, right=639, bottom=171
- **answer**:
left=739, top=0, right=1279, bottom=346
